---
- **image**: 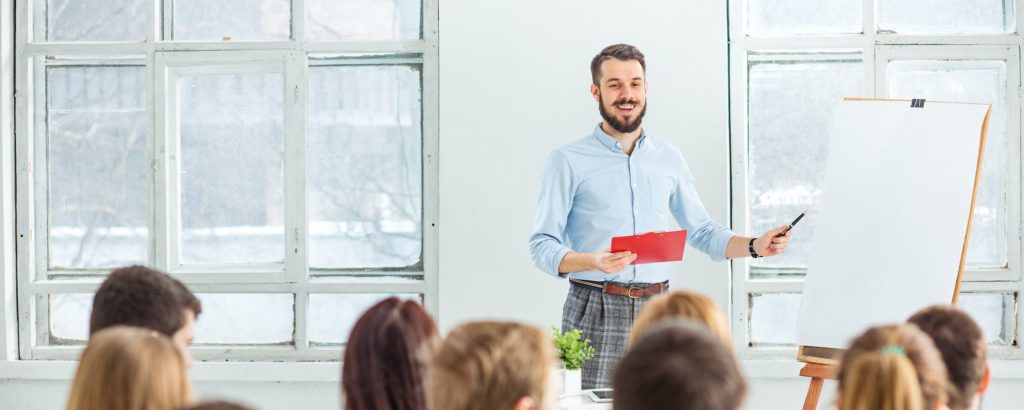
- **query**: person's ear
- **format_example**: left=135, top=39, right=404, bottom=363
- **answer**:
left=511, top=396, right=535, bottom=410
left=591, top=83, right=600, bottom=102
left=978, top=364, right=991, bottom=394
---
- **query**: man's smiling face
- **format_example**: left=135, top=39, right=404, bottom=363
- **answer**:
left=592, top=58, right=647, bottom=134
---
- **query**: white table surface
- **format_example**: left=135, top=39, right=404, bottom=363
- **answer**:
left=559, top=394, right=613, bottom=410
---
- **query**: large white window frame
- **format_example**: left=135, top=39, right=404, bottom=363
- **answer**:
left=729, top=0, right=1024, bottom=360
left=13, top=0, right=440, bottom=361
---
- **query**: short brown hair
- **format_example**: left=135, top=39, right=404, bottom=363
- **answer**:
left=908, top=305, right=987, bottom=410
left=591, top=44, right=646, bottom=85
left=67, top=326, right=193, bottom=410
left=613, top=320, right=746, bottom=410
left=426, top=321, right=555, bottom=410
left=629, top=290, right=732, bottom=349
left=343, top=298, right=438, bottom=410
left=90, top=265, right=202, bottom=338
left=838, top=324, right=949, bottom=410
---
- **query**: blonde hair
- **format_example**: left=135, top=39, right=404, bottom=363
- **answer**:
left=837, top=324, right=949, bottom=410
left=629, top=290, right=732, bottom=349
left=426, top=321, right=555, bottom=410
left=67, top=326, right=193, bottom=410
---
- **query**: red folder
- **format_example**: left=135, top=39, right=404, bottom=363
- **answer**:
left=610, top=230, right=687, bottom=265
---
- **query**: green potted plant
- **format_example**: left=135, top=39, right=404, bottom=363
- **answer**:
left=552, top=327, right=595, bottom=397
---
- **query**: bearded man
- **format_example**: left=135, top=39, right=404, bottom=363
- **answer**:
left=529, top=44, right=792, bottom=388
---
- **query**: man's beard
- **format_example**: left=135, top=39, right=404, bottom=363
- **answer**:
left=599, top=95, right=647, bottom=134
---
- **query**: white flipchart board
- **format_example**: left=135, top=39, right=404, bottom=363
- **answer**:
left=795, top=98, right=991, bottom=360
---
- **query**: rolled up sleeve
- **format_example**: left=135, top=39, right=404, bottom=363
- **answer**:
left=670, top=160, right=734, bottom=261
left=529, top=151, right=576, bottom=277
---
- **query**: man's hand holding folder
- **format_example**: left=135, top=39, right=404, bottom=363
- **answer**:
left=610, top=230, right=688, bottom=266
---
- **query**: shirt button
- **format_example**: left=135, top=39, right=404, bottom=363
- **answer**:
left=634, top=209, right=639, bottom=215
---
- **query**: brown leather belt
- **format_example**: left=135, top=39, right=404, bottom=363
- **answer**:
left=570, top=279, right=669, bottom=299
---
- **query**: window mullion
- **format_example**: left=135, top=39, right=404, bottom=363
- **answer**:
left=31, top=58, right=46, bottom=281
left=284, top=50, right=309, bottom=349
left=152, top=53, right=174, bottom=271
left=292, top=0, right=304, bottom=43
left=161, top=0, right=173, bottom=41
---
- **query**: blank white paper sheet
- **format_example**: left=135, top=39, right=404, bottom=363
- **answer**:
left=795, top=99, right=990, bottom=350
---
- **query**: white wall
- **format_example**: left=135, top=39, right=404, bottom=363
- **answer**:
left=437, top=0, right=731, bottom=332
left=3, top=1, right=1024, bottom=410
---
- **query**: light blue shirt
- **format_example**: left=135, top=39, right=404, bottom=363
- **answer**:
left=529, top=125, right=735, bottom=284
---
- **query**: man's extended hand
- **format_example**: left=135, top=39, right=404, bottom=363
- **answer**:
left=753, top=225, right=792, bottom=257
left=557, top=249, right=637, bottom=274
left=590, top=248, right=637, bottom=274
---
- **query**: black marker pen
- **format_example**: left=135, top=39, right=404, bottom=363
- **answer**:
left=776, top=212, right=806, bottom=237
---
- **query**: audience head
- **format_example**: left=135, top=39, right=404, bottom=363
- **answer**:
left=67, top=326, right=193, bottom=410
left=908, top=305, right=990, bottom=410
left=183, top=401, right=254, bottom=410
left=628, top=289, right=732, bottom=349
left=837, top=324, right=949, bottom=410
left=613, top=319, right=746, bottom=410
left=427, top=321, right=558, bottom=410
left=90, top=265, right=202, bottom=366
left=342, top=297, right=438, bottom=410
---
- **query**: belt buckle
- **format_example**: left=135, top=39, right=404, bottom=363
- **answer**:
left=627, top=286, right=643, bottom=299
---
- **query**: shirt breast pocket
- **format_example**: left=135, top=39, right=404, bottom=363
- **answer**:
left=648, top=175, right=676, bottom=211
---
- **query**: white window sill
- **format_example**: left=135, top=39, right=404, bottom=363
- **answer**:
left=742, top=359, right=1024, bottom=380
left=0, top=360, right=340, bottom=383
left=5, top=359, right=1024, bottom=383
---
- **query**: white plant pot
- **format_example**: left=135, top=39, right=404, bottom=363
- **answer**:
left=560, top=368, right=583, bottom=398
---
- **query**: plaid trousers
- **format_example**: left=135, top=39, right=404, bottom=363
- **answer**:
left=560, top=283, right=656, bottom=389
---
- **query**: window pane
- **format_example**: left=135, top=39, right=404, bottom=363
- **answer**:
left=47, top=0, right=145, bottom=41
left=878, top=0, right=1012, bottom=34
left=306, top=0, right=420, bottom=41
left=172, top=0, right=290, bottom=40
left=179, top=73, right=285, bottom=265
left=747, top=52, right=864, bottom=272
left=308, top=64, right=422, bottom=269
left=747, top=0, right=861, bottom=36
left=48, top=66, right=148, bottom=269
left=960, top=292, right=1016, bottom=346
left=308, top=293, right=421, bottom=345
left=193, top=294, right=293, bottom=344
left=887, top=60, right=1007, bottom=268
left=49, top=293, right=93, bottom=344
left=749, top=293, right=800, bottom=346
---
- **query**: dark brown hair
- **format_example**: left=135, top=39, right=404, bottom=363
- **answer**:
left=591, top=44, right=646, bottom=85
left=90, top=265, right=202, bottom=338
left=342, top=298, right=438, bottom=410
left=908, top=305, right=987, bottom=410
left=183, top=400, right=253, bottom=410
left=613, top=319, right=746, bottom=410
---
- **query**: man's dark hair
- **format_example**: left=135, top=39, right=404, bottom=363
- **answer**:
left=590, top=44, right=646, bottom=85
left=613, top=319, right=746, bottom=410
left=89, top=265, right=202, bottom=337
left=183, top=401, right=253, bottom=410
left=908, top=305, right=987, bottom=410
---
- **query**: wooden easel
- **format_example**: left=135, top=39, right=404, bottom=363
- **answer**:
left=797, top=98, right=990, bottom=409
left=799, top=363, right=835, bottom=410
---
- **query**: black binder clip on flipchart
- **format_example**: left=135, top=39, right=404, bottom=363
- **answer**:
left=911, top=98, right=926, bottom=108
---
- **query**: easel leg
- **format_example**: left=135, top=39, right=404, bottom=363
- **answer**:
left=802, top=376, right=824, bottom=410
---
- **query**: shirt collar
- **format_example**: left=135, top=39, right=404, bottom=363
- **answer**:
left=592, top=123, right=646, bottom=153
